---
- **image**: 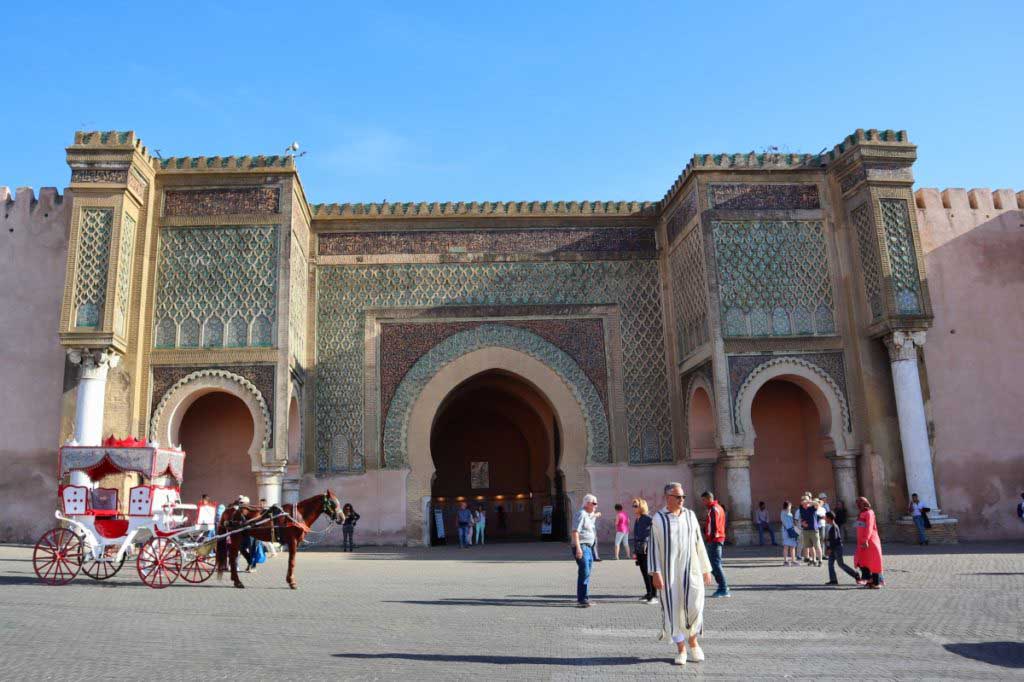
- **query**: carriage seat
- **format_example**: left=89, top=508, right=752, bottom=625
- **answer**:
left=90, top=488, right=119, bottom=517
left=60, top=485, right=88, bottom=515
left=93, top=518, right=130, bottom=539
left=129, top=486, right=153, bottom=516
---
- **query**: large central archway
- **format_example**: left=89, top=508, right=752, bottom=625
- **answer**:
left=177, top=391, right=258, bottom=507
left=430, top=370, right=560, bottom=541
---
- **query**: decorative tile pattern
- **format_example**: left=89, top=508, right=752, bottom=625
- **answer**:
left=150, top=364, right=275, bottom=441
left=153, top=226, right=279, bottom=348
left=839, top=167, right=867, bottom=194
left=316, top=260, right=672, bottom=472
left=71, top=169, right=129, bottom=184
left=852, top=205, right=884, bottom=319
left=666, top=189, right=698, bottom=245
left=128, top=168, right=148, bottom=199
left=382, top=324, right=610, bottom=468
left=727, top=352, right=850, bottom=432
left=163, top=187, right=280, bottom=217
left=712, top=221, right=835, bottom=337
left=289, top=235, right=307, bottom=365
left=73, top=208, right=114, bottom=327
left=113, top=213, right=136, bottom=337
left=668, top=227, right=709, bottom=359
left=318, top=227, right=656, bottom=256
left=707, top=183, right=820, bottom=210
left=379, top=318, right=608, bottom=427
left=879, top=199, right=923, bottom=314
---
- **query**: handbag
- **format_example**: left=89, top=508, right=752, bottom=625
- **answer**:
left=786, top=527, right=799, bottom=540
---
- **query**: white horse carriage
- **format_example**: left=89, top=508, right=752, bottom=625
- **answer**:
left=33, top=439, right=218, bottom=588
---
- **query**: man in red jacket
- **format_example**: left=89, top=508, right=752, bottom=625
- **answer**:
left=700, top=491, right=730, bottom=598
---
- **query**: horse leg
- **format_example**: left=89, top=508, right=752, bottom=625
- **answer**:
left=287, top=536, right=298, bottom=589
left=230, top=541, right=244, bottom=588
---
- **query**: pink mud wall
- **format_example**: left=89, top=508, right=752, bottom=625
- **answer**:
left=0, top=188, right=69, bottom=542
left=301, top=470, right=409, bottom=545
left=585, top=463, right=692, bottom=543
left=916, top=189, right=1024, bottom=540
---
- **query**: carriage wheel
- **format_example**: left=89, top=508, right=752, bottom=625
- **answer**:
left=136, top=537, right=182, bottom=589
left=179, top=551, right=216, bottom=584
left=33, top=528, right=83, bottom=585
left=82, top=546, right=126, bottom=580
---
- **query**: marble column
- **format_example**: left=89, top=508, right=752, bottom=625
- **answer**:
left=884, top=331, right=940, bottom=510
left=256, top=471, right=283, bottom=505
left=720, top=447, right=755, bottom=545
left=67, top=348, right=121, bottom=447
left=282, top=477, right=301, bottom=507
left=690, top=459, right=716, bottom=498
left=828, top=450, right=859, bottom=510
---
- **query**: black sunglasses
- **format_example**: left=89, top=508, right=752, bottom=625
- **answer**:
left=668, top=494, right=686, bottom=500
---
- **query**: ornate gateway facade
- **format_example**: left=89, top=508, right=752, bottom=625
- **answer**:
left=3, top=128, right=1022, bottom=544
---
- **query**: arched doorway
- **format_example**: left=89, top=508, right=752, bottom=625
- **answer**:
left=687, top=383, right=718, bottom=500
left=177, top=392, right=258, bottom=507
left=430, top=370, right=562, bottom=542
left=748, top=379, right=833, bottom=513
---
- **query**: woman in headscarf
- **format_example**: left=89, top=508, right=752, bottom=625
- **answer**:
left=853, top=497, right=884, bottom=588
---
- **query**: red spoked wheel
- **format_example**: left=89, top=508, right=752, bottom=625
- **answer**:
left=82, top=545, right=126, bottom=580
left=33, top=528, right=83, bottom=585
left=136, top=537, right=182, bottom=589
left=179, top=552, right=216, bottom=583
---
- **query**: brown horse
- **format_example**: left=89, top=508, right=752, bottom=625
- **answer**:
left=215, top=490, right=345, bottom=589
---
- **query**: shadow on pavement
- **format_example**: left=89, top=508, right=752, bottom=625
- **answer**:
left=332, top=653, right=664, bottom=666
left=943, top=642, right=1024, bottom=668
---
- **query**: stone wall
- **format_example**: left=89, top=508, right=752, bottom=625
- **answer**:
left=916, top=188, right=1024, bottom=540
left=0, top=187, right=70, bottom=541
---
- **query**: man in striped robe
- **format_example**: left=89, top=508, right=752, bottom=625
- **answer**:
left=649, top=482, right=713, bottom=666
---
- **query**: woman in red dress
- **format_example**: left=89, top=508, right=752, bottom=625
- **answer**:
left=853, top=497, right=884, bottom=588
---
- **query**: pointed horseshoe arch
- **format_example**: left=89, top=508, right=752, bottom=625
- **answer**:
left=150, top=369, right=272, bottom=470
left=733, top=357, right=856, bottom=453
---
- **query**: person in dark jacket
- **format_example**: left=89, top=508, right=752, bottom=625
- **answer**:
left=341, top=503, right=360, bottom=552
left=631, top=497, right=657, bottom=604
left=824, top=511, right=859, bottom=585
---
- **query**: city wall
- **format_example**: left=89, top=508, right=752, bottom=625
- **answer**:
left=916, top=188, right=1024, bottom=539
left=0, top=187, right=70, bottom=541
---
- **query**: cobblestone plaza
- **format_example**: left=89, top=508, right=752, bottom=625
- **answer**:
left=1, top=542, right=1021, bottom=680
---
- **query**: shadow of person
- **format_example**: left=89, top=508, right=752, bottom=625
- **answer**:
left=943, top=642, right=1024, bottom=669
left=332, top=653, right=663, bottom=666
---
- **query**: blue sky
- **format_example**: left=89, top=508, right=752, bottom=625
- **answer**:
left=1, top=1, right=1021, bottom=202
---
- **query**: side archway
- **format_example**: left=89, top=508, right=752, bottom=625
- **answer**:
left=150, top=369, right=272, bottom=470
left=733, top=357, right=855, bottom=453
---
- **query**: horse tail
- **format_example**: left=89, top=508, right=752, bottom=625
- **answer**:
left=215, top=535, right=228, bottom=578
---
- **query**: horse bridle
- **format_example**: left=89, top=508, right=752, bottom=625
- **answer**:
left=321, top=494, right=344, bottom=524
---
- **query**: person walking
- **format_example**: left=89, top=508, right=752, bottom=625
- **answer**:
left=571, top=494, right=599, bottom=607
left=631, top=497, right=656, bottom=604
left=814, top=498, right=828, bottom=551
left=780, top=501, right=799, bottom=565
left=823, top=511, right=859, bottom=585
left=854, top=496, right=884, bottom=588
left=909, top=493, right=928, bottom=545
left=649, top=482, right=714, bottom=666
left=456, top=501, right=473, bottom=548
left=755, top=501, right=776, bottom=546
left=613, top=504, right=631, bottom=559
left=798, top=496, right=822, bottom=566
left=341, top=503, right=360, bottom=552
left=700, top=491, right=730, bottom=598
left=474, top=505, right=486, bottom=546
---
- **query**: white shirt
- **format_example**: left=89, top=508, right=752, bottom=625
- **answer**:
left=910, top=502, right=922, bottom=517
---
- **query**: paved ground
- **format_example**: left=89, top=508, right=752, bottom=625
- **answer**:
left=1, top=539, right=1022, bottom=680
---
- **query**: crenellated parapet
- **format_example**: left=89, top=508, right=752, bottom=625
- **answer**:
left=158, top=155, right=294, bottom=171
left=1, top=185, right=66, bottom=217
left=310, top=200, right=655, bottom=219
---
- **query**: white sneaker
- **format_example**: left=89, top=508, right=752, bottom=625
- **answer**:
left=647, top=597, right=659, bottom=605
left=687, top=645, right=705, bottom=662
left=673, top=652, right=686, bottom=666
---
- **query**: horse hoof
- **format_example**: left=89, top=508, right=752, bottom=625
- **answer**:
left=289, top=583, right=297, bottom=590
left=234, top=583, right=245, bottom=589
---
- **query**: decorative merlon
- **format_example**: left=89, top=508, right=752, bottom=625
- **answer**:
left=310, top=200, right=656, bottom=219
left=915, top=187, right=1024, bottom=211
left=658, top=128, right=912, bottom=212
left=158, top=155, right=294, bottom=171
left=0, top=186, right=64, bottom=212
left=70, top=130, right=154, bottom=165
left=884, top=330, right=926, bottom=362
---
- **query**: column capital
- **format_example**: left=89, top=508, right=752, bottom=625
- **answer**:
left=827, top=450, right=860, bottom=469
left=690, top=459, right=717, bottom=471
left=719, top=446, right=753, bottom=468
left=883, top=330, right=926, bottom=362
left=67, top=347, right=122, bottom=378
